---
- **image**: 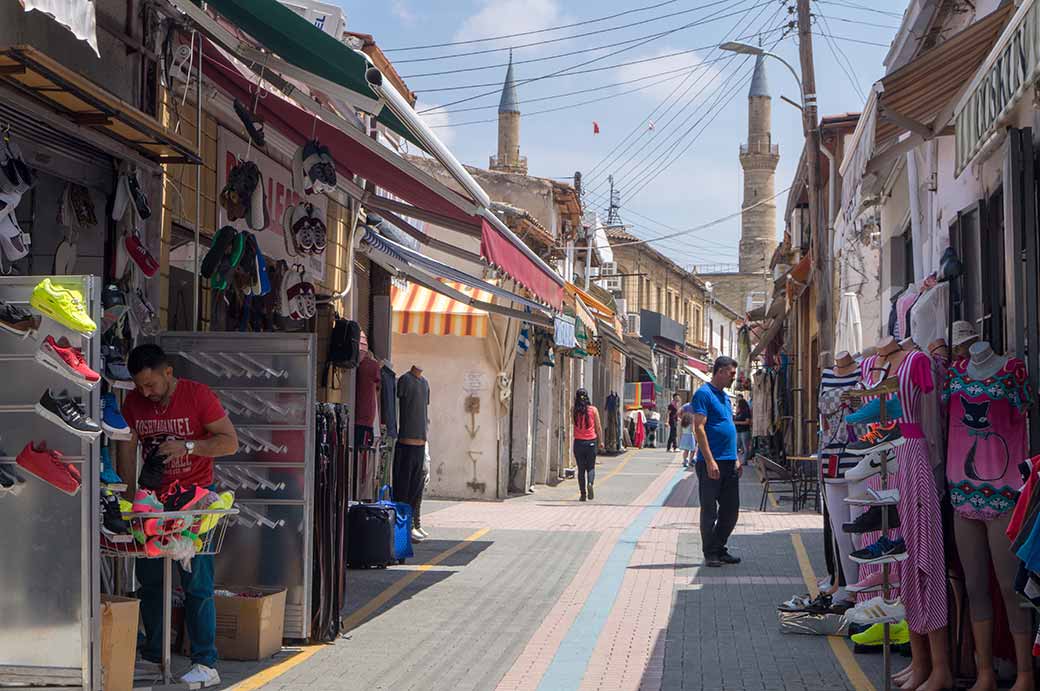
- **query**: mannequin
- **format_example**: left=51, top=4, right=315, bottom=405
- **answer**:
left=819, top=349, right=866, bottom=604
left=354, top=349, right=382, bottom=500
left=395, top=364, right=430, bottom=541
left=946, top=343, right=1033, bottom=691
left=862, top=336, right=951, bottom=691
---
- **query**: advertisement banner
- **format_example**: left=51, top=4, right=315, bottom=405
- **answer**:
left=217, top=127, right=328, bottom=280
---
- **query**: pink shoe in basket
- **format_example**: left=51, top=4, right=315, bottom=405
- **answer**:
left=847, top=570, right=901, bottom=594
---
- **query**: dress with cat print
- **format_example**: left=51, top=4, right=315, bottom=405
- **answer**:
left=945, top=357, right=1031, bottom=520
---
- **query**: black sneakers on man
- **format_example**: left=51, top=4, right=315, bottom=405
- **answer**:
left=843, top=505, right=900, bottom=534
left=845, top=423, right=905, bottom=456
left=35, top=388, right=102, bottom=439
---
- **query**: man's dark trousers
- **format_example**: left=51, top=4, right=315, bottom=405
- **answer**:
left=695, top=459, right=740, bottom=557
left=666, top=424, right=678, bottom=451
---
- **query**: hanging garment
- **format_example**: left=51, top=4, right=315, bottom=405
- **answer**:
left=818, top=367, right=862, bottom=481
left=908, top=283, right=949, bottom=350
left=895, top=286, right=921, bottom=341
left=945, top=357, right=1031, bottom=521
left=380, top=364, right=398, bottom=438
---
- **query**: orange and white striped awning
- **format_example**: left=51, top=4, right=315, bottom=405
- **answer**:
left=391, top=281, right=493, bottom=337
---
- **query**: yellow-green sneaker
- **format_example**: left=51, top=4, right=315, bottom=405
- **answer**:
left=851, top=619, right=909, bottom=646
left=30, top=278, right=97, bottom=335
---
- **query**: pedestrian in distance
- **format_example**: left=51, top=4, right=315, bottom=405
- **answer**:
left=692, top=356, right=742, bottom=568
left=666, top=394, right=681, bottom=451
left=678, top=397, right=697, bottom=468
left=734, top=394, right=752, bottom=463
left=572, top=388, right=603, bottom=501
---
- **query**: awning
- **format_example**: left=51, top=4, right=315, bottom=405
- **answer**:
left=199, top=0, right=418, bottom=146
left=565, top=282, right=616, bottom=320
left=749, top=314, right=787, bottom=360
left=654, top=340, right=687, bottom=361
left=554, top=315, right=577, bottom=348
left=685, top=365, right=712, bottom=386
left=841, top=3, right=1012, bottom=214
left=21, top=1, right=98, bottom=56
left=392, top=282, right=490, bottom=337
left=0, top=46, right=199, bottom=163
left=624, top=336, right=655, bottom=376
left=688, top=358, right=709, bottom=373
left=482, top=220, right=565, bottom=310
left=362, top=230, right=552, bottom=327
left=569, top=293, right=598, bottom=338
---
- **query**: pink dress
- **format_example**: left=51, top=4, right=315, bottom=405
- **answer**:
left=858, top=352, right=947, bottom=633
left=945, top=357, right=1031, bottom=521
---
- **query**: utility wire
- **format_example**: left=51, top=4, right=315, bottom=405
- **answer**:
left=394, top=0, right=742, bottom=64
left=584, top=0, right=781, bottom=184
left=814, top=9, right=867, bottom=100
left=417, top=1, right=774, bottom=112
left=814, top=30, right=888, bottom=46
left=816, top=12, right=899, bottom=29
left=816, top=0, right=903, bottom=18
left=384, top=0, right=682, bottom=51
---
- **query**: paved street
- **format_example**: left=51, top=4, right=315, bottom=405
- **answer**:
left=210, top=449, right=891, bottom=691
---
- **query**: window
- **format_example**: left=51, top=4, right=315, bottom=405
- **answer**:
left=951, top=192, right=1006, bottom=351
left=709, top=318, right=714, bottom=350
left=902, top=227, right=914, bottom=287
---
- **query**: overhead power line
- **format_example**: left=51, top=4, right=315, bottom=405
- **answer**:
left=384, top=0, right=681, bottom=51
left=395, top=0, right=741, bottom=65
left=815, top=0, right=904, bottom=18
left=416, top=0, right=774, bottom=112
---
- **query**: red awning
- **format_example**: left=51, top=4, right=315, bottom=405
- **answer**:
left=687, top=358, right=709, bottom=372
left=481, top=219, right=564, bottom=310
left=202, top=44, right=475, bottom=225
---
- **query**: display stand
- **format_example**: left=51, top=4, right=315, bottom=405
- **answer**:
left=0, top=275, right=101, bottom=690
left=153, top=332, right=316, bottom=640
left=845, top=377, right=900, bottom=691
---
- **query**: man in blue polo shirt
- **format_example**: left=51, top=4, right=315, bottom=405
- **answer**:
left=691, top=356, right=741, bottom=568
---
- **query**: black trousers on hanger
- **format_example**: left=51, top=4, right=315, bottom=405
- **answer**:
left=392, top=443, right=425, bottom=529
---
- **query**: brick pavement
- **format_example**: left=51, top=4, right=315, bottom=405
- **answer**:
left=210, top=449, right=890, bottom=691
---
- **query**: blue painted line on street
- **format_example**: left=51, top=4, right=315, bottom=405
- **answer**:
left=536, top=467, right=686, bottom=691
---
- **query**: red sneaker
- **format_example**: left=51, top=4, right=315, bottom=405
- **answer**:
left=16, top=441, right=80, bottom=495
left=36, top=335, right=100, bottom=388
left=124, top=231, right=159, bottom=278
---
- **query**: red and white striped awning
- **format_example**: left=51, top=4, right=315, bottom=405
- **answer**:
left=391, top=281, right=493, bottom=337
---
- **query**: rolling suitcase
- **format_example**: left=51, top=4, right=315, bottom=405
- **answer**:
left=376, top=485, right=414, bottom=562
left=346, top=503, right=396, bottom=569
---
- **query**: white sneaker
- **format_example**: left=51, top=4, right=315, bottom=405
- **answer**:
left=179, top=663, right=220, bottom=688
left=417, top=527, right=429, bottom=538
left=844, top=452, right=898, bottom=482
left=411, top=528, right=425, bottom=542
left=845, top=597, right=905, bottom=625
left=845, top=487, right=900, bottom=505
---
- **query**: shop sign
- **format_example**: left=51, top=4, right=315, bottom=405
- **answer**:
left=955, top=0, right=1039, bottom=174
left=463, top=370, right=487, bottom=393
left=217, top=127, right=328, bottom=280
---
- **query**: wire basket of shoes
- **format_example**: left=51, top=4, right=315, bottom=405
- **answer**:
left=101, top=508, right=239, bottom=559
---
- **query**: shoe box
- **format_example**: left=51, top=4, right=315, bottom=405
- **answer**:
left=777, top=608, right=851, bottom=636
left=199, top=586, right=286, bottom=661
left=100, top=595, right=139, bottom=691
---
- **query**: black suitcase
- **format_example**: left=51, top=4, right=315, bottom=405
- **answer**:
left=347, top=503, right=396, bottom=568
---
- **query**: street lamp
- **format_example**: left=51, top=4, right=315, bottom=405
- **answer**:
left=719, top=42, right=803, bottom=101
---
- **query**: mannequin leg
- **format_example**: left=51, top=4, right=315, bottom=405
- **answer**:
left=985, top=516, right=1036, bottom=691
left=900, top=633, right=931, bottom=689
left=824, top=481, right=859, bottom=596
left=918, top=627, right=952, bottom=690
left=955, top=515, right=998, bottom=690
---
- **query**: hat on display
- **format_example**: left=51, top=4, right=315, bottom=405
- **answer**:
left=952, top=320, right=979, bottom=347
left=927, top=338, right=948, bottom=356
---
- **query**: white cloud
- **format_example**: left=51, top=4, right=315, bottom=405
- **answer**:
left=416, top=100, right=456, bottom=148
left=391, top=1, right=415, bottom=24
left=454, top=0, right=565, bottom=49
left=615, top=47, right=722, bottom=103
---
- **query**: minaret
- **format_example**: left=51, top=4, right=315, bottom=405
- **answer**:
left=490, top=52, right=527, bottom=174
left=738, top=54, right=779, bottom=273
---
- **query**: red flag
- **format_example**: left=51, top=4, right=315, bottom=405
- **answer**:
left=593, top=121, right=600, bottom=134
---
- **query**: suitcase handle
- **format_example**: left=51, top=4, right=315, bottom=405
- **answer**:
left=377, top=484, right=394, bottom=502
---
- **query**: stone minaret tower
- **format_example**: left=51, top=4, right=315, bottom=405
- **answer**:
left=490, top=52, right=527, bottom=174
left=738, top=54, right=779, bottom=273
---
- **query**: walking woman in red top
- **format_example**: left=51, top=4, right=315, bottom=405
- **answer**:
left=573, top=388, right=604, bottom=502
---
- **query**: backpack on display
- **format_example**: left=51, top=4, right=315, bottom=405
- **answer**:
left=322, top=317, right=359, bottom=386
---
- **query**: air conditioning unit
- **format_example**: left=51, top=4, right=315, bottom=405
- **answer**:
left=278, top=0, right=347, bottom=38
left=601, top=275, right=622, bottom=293
left=600, top=261, right=618, bottom=276
left=626, top=313, right=641, bottom=335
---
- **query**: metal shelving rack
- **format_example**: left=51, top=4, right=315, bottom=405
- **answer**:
left=0, top=275, right=101, bottom=690
left=845, top=376, right=901, bottom=691
left=154, top=331, right=316, bottom=640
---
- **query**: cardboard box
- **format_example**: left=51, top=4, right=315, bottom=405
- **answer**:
left=100, top=595, right=139, bottom=691
left=214, top=586, right=286, bottom=661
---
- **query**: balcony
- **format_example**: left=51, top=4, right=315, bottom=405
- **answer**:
left=639, top=309, right=684, bottom=346
left=739, top=143, right=780, bottom=156
left=488, top=155, right=528, bottom=173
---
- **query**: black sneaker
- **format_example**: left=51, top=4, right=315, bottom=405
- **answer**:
left=803, top=592, right=833, bottom=614
left=0, top=463, right=24, bottom=496
left=705, top=554, right=723, bottom=567
left=126, top=170, right=151, bottom=219
left=35, top=389, right=101, bottom=439
left=0, top=299, right=39, bottom=336
left=138, top=446, right=167, bottom=491
left=846, top=423, right=905, bottom=456
left=718, top=550, right=741, bottom=565
left=587, top=484, right=594, bottom=501
left=843, top=505, right=900, bottom=533
left=100, top=491, right=130, bottom=537
left=850, top=536, right=908, bottom=564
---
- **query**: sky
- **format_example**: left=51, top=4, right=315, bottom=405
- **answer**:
left=335, top=0, right=909, bottom=269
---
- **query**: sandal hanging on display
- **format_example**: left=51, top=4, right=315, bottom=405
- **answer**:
left=201, top=226, right=237, bottom=278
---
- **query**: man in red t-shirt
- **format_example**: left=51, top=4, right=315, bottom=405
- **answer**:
left=117, top=344, right=238, bottom=687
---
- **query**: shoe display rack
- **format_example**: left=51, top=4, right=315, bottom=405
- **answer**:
left=845, top=376, right=900, bottom=691
left=0, top=275, right=101, bottom=690
left=153, top=331, right=316, bottom=640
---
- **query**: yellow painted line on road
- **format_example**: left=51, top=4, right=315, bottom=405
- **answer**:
left=790, top=533, right=877, bottom=691
left=568, top=448, right=644, bottom=500
left=228, top=527, right=491, bottom=691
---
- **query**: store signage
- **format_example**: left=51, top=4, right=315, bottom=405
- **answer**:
left=217, top=127, right=327, bottom=280
left=955, top=0, right=1039, bottom=174
left=463, top=370, right=487, bottom=393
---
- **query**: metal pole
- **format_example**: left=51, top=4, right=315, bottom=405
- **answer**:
left=193, top=30, right=202, bottom=331
left=797, top=0, right=829, bottom=365
left=162, top=557, right=172, bottom=684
